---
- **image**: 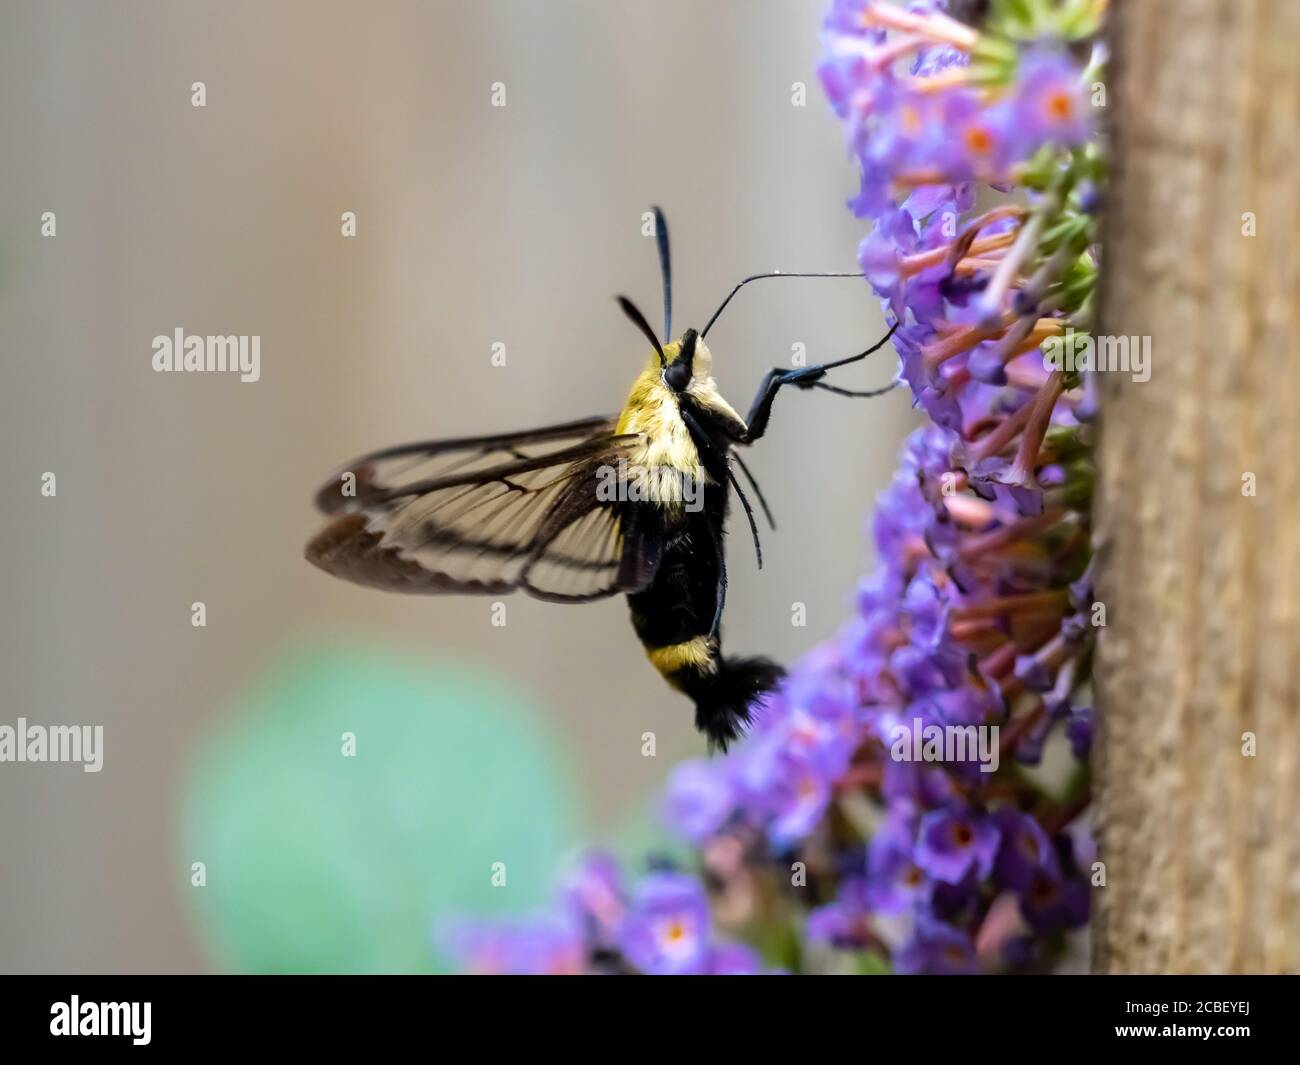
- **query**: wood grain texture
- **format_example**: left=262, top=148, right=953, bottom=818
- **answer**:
left=1093, top=0, right=1300, bottom=972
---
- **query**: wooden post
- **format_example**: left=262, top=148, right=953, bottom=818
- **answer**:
left=1093, top=0, right=1300, bottom=972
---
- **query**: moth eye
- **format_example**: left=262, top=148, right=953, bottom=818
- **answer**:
left=664, top=359, right=692, bottom=392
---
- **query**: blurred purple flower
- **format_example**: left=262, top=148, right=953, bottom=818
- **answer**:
left=618, top=872, right=713, bottom=976
left=663, top=760, right=734, bottom=844
left=895, top=917, right=980, bottom=975
left=1010, top=48, right=1092, bottom=152
left=915, top=807, right=1000, bottom=884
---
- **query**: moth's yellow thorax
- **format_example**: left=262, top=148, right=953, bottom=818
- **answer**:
left=615, top=341, right=709, bottom=509
left=614, top=338, right=748, bottom=511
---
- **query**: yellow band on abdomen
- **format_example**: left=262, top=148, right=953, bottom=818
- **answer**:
left=646, top=636, right=716, bottom=680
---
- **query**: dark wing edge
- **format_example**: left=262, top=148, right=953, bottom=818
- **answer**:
left=305, top=511, right=517, bottom=596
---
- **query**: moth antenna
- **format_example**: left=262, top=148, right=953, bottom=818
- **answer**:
left=652, top=205, right=672, bottom=342
left=616, top=295, right=666, bottom=367
left=700, top=271, right=863, bottom=338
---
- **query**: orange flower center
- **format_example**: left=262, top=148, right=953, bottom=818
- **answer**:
left=965, top=125, right=993, bottom=155
left=1046, top=90, right=1075, bottom=123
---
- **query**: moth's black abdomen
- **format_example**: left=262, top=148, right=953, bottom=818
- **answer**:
left=683, top=655, right=785, bottom=751
left=625, top=492, right=785, bottom=749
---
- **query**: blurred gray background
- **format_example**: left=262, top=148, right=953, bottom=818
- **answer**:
left=0, top=0, right=911, bottom=972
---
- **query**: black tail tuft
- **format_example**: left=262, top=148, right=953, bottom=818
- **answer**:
left=692, top=655, right=785, bottom=752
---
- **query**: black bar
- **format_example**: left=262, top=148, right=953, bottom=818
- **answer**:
left=0, top=975, right=1291, bottom=1052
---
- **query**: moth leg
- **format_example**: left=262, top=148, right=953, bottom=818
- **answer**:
left=740, top=324, right=899, bottom=444
left=732, top=451, right=775, bottom=531
left=679, top=403, right=763, bottom=570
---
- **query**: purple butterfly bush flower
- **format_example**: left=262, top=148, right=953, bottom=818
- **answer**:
left=560, top=850, right=626, bottom=943
left=915, top=807, right=1001, bottom=884
left=663, top=759, right=736, bottom=844
left=992, top=809, right=1058, bottom=892
left=1010, top=48, right=1093, bottom=152
left=1066, top=705, right=1094, bottom=759
left=808, top=876, right=877, bottom=949
left=866, top=814, right=931, bottom=913
left=618, top=872, right=713, bottom=975
left=895, top=916, right=980, bottom=975
left=1020, top=866, right=1091, bottom=934
left=933, top=92, right=1019, bottom=181
left=445, top=855, right=775, bottom=976
left=742, top=739, right=835, bottom=848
